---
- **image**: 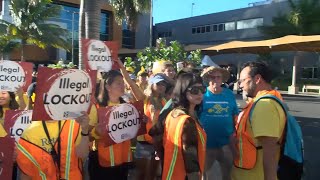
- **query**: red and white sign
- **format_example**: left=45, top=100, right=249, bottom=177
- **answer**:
left=0, top=60, right=33, bottom=92
left=98, top=101, right=146, bottom=146
left=82, top=39, right=119, bottom=72
left=0, top=137, right=14, bottom=180
left=4, top=110, right=33, bottom=142
left=32, top=67, right=97, bottom=121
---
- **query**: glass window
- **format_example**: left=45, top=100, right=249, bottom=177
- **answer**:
left=201, top=26, right=205, bottom=33
left=197, top=27, right=201, bottom=33
left=237, top=18, right=263, bottom=29
left=192, top=27, right=196, bottom=34
left=225, top=22, right=235, bottom=31
left=213, top=24, right=218, bottom=32
left=206, top=25, right=211, bottom=32
left=218, top=24, right=224, bottom=31
left=301, top=67, right=319, bottom=79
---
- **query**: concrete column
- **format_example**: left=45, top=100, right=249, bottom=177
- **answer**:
left=288, top=54, right=299, bottom=94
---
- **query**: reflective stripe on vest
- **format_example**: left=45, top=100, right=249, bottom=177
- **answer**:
left=64, top=120, right=75, bottom=179
left=138, top=97, right=167, bottom=142
left=234, top=90, right=283, bottom=169
left=166, top=115, right=187, bottom=180
left=109, top=145, right=115, bottom=166
left=17, top=142, right=47, bottom=180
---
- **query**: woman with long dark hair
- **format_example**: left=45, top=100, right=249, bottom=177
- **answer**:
left=162, top=73, right=207, bottom=180
left=0, top=90, right=23, bottom=137
left=88, top=59, right=145, bottom=180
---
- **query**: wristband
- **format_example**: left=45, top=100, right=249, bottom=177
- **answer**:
left=81, top=131, right=89, bottom=136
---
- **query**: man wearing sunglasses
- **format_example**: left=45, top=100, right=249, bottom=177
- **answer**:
left=199, top=66, right=239, bottom=180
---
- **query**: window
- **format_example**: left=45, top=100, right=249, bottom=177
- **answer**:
left=237, top=18, right=263, bottom=29
left=201, top=26, right=205, bottom=33
left=197, top=27, right=201, bottom=33
left=218, top=24, right=224, bottom=31
left=158, top=31, right=172, bottom=38
left=192, top=27, right=196, bottom=34
left=213, top=24, right=218, bottom=32
left=225, top=22, right=235, bottom=31
left=206, top=25, right=211, bottom=32
left=301, top=67, right=319, bottom=79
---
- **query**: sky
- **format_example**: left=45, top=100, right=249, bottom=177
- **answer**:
left=153, top=0, right=257, bottom=24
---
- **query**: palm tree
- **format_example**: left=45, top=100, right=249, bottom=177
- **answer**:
left=78, top=0, right=150, bottom=70
left=0, top=0, right=70, bottom=61
left=259, top=0, right=320, bottom=93
left=259, top=0, right=320, bottom=38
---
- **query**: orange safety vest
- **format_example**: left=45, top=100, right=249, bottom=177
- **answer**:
left=234, top=90, right=283, bottom=169
left=16, top=120, right=82, bottom=180
left=95, top=104, right=132, bottom=167
left=162, top=112, right=206, bottom=180
left=138, top=97, right=167, bottom=143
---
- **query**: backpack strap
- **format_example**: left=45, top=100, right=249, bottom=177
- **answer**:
left=248, top=94, right=288, bottom=147
left=249, top=95, right=288, bottom=122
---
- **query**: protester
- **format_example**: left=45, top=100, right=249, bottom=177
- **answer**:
left=162, top=62, right=176, bottom=81
left=225, top=65, right=237, bottom=91
left=135, top=74, right=168, bottom=180
left=199, top=66, right=239, bottom=180
left=231, top=61, right=285, bottom=180
left=88, top=59, right=145, bottom=180
left=136, top=71, right=149, bottom=92
left=149, top=68, right=201, bottom=162
left=162, top=73, right=207, bottom=180
left=0, top=89, right=25, bottom=137
left=17, top=111, right=90, bottom=180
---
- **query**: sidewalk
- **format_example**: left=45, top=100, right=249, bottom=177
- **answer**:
left=278, top=90, right=320, bottom=98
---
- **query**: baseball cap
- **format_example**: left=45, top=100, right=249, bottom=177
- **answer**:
left=148, top=74, right=166, bottom=85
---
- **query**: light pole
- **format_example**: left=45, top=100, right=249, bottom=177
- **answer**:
left=71, top=11, right=79, bottom=64
left=149, top=0, right=153, bottom=47
left=191, top=3, right=195, bottom=17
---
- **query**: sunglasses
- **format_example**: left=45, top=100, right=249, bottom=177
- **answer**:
left=187, top=86, right=206, bottom=95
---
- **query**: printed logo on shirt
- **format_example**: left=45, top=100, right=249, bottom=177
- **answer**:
left=207, top=103, right=229, bottom=114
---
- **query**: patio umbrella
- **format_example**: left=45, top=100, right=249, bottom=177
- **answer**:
left=202, top=35, right=320, bottom=55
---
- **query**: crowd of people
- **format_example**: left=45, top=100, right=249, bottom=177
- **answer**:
left=0, top=59, right=287, bottom=180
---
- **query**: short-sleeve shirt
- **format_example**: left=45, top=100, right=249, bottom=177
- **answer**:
left=21, top=120, right=82, bottom=153
left=231, top=91, right=286, bottom=180
left=199, top=88, right=239, bottom=148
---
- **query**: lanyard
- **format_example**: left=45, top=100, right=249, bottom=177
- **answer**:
left=42, top=121, right=62, bottom=180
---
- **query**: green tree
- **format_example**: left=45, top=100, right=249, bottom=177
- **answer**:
left=137, top=38, right=201, bottom=70
left=188, top=49, right=202, bottom=66
left=78, top=0, right=150, bottom=70
left=259, top=0, right=320, bottom=37
left=0, top=0, right=70, bottom=61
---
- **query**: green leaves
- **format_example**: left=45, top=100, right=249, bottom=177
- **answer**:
left=124, top=57, right=137, bottom=70
left=137, top=38, right=201, bottom=70
left=259, top=0, right=320, bottom=37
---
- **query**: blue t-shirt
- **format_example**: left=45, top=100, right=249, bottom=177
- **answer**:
left=199, top=88, right=239, bottom=148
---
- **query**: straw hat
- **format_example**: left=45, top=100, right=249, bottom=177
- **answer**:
left=201, top=66, right=230, bottom=82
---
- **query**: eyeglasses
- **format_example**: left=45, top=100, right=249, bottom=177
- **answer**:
left=237, top=77, right=251, bottom=84
left=187, top=86, right=206, bottom=95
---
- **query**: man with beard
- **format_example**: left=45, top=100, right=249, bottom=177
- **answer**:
left=231, top=61, right=285, bottom=180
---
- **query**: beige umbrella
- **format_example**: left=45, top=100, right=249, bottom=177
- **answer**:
left=202, top=35, right=320, bottom=55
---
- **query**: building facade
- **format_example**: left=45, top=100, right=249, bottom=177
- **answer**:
left=154, top=0, right=319, bottom=81
left=0, top=0, right=151, bottom=63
